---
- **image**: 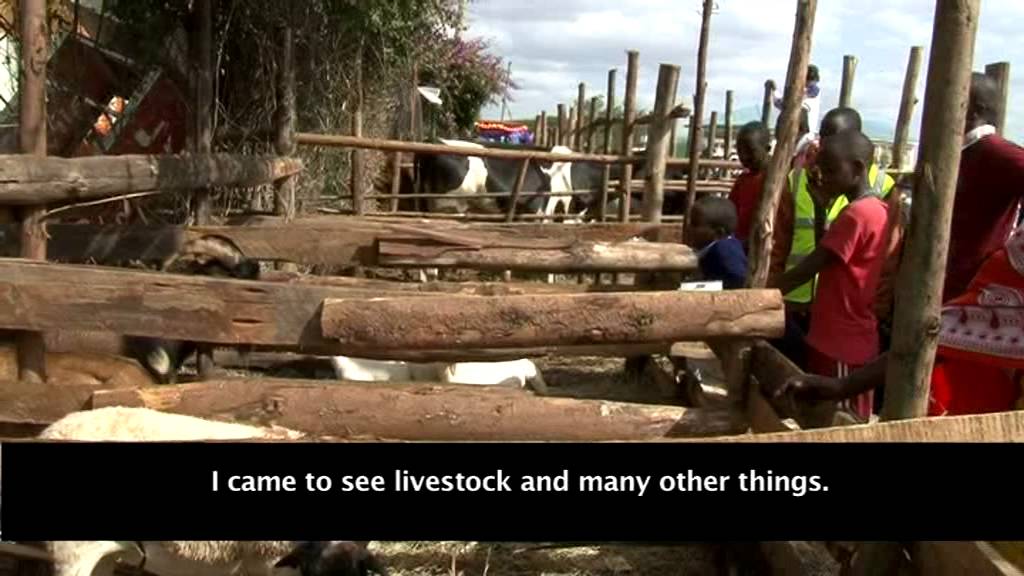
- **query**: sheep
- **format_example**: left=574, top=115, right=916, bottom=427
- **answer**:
left=37, top=406, right=306, bottom=442
left=329, top=356, right=547, bottom=394
left=47, top=541, right=386, bottom=576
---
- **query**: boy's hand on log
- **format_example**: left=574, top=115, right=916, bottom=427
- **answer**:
left=767, top=373, right=845, bottom=405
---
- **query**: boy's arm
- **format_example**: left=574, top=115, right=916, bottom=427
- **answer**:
left=773, top=245, right=837, bottom=296
left=768, top=353, right=888, bottom=404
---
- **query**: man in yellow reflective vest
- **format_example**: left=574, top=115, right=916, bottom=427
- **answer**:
left=768, top=108, right=895, bottom=368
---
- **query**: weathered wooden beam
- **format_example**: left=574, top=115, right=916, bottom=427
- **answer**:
left=705, top=111, right=718, bottom=159
left=750, top=340, right=836, bottom=429
left=0, top=154, right=303, bottom=206
left=599, top=69, right=617, bottom=222
left=0, top=218, right=682, bottom=266
left=191, top=0, right=215, bottom=225
left=575, top=82, right=586, bottom=150
left=91, top=379, right=750, bottom=441
left=321, top=290, right=785, bottom=352
left=761, top=80, right=774, bottom=128
left=840, top=54, right=858, bottom=108
left=685, top=0, right=714, bottom=227
left=884, top=0, right=981, bottom=420
left=724, top=90, right=734, bottom=160
left=892, top=46, right=924, bottom=171
left=351, top=39, right=366, bottom=215
left=747, top=0, right=817, bottom=288
left=274, top=24, right=297, bottom=220
left=375, top=237, right=698, bottom=273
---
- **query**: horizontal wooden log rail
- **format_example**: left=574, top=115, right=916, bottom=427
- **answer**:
left=0, top=217, right=682, bottom=266
left=321, top=290, right=785, bottom=352
left=0, top=154, right=302, bottom=205
left=90, top=379, right=749, bottom=441
left=294, top=132, right=742, bottom=170
left=358, top=211, right=688, bottom=224
left=376, top=236, right=698, bottom=273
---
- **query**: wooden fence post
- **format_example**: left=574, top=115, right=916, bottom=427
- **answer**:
left=538, top=111, right=548, bottom=147
left=685, top=0, right=714, bottom=228
left=840, top=54, right=858, bottom=108
left=586, top=96, right=599, bottom=153
left=16, top=0, right=48, bottom=384
left=747, top=0, right=818, bottom=289
left=599, top=69, right=617, bottom=222
left=618, top=50, right=640, bottom=223
left=724, top=90, right=735, bottom=160
left=892, top=46, right=924, bottom=172
left=761, top=80, right=774, bottom=128
left=350, top=39, right=365, bottom=215
left=642, top=64, right=681, bottom=223
left=705, top=110, right=718, bottom=159
left=274, top=23, right=296, bottom=221
left=985, top=61, right=1011, bottom=136
left=556, top=104, right=566, bottom=146
left=191, top=0, right=214, bottom=225
left=575, top=83, right=586, bottom=150
left=882, top=0, right=981, bottom=421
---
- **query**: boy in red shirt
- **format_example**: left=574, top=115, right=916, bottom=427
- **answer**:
left=728, top=121, right=771, bottom=248
left=772, top=130, right=890, bottom=421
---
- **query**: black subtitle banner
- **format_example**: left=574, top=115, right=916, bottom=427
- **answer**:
left=1, top=442, right=1020, bottom=540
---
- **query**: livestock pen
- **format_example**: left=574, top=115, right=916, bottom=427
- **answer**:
left=0, top=0, right=1022, bottom=574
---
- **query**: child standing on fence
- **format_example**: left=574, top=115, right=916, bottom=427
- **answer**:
left=729, top=122, right=772, bottom=249
left=773, top=130, right=889, bottom=422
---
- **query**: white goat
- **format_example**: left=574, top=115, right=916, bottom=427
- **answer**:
left=329, top=356, right=546, bottom=393
left=38, top=407, right=306, bottom=442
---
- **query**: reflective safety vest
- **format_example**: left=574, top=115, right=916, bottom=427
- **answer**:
left=784, top=164, right=895, bottom=304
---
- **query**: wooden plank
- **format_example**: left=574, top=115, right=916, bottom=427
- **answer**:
left=91, top=379, right=751, bottom=441
left=747, top=0, right=817, bottom=288
left=618, top=50, right=640, bottom=223
left=913, top=541, right=1024, bottom=576
left=883, top=0, right=981, bottom=419
left=191, top=0, right=215, bottom=225
left=274, top=24, right=297, bottom=219
left=684, top=0, right=714, bottom=226
left=687, top=410, right=1024, bottom=443
left=321, top=290, right=786, bottom=352
left=351, top=39, right=365, bottom=215
left=0, top=154, right=303, bottom=205
left=376, top=237, right=698, bottom=273
left=724, top=91, right=734, bottom=160
left=599, top=69, right=617, bottom=221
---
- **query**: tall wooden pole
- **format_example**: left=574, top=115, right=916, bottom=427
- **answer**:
left=705, top=110, right=719, bottom=159
left=840, top=54, right=858, bottom=109
left=747, top=0, right=818, bottom=289
left=724, top=90, right=735, bottom=160
left=892, top=46, right=924, bottom=172
left=618, top=50, right=640, bottom=223
left=985, top=62, right=1011, bottom=136
left=16, top=0, right=48, bottom=383
left=882, top=0, right=981, bottom=421
left=350, top=39, right=365, bottom=215
left=642, top=64, right=681, bottom=223
left=191, top=0, right=214, bottom=225
left=761, top=80, right=774, bottom=128
left=274, top=24, right=296, bottom=221
left=684, top=0, right=714, bottom=228
left=599, top=69, right=617, bottom=222
left=575, top=83, right=586, bottom=150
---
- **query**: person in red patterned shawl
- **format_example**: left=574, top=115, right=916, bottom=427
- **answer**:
left=769, top=221, right=1024, bottom=417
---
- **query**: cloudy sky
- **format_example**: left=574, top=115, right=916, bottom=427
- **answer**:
left=468, top=0, right=1024, bottom=143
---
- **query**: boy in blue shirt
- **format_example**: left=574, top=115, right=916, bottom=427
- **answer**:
left=685, top=196, right=748, bottom=288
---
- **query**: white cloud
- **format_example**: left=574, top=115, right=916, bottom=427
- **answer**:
left=468, top=0, right=1024, bottom=143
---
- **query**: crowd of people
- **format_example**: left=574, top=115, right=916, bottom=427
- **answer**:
left=683, top=68, right=1024, bottom=421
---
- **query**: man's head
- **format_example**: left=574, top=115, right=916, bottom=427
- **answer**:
left=736, top=121, right=771, bottom=171
left=686, top=196, right=738, bottom=249
left=820, top=107, right=862, bottom=139
left=816, top=130, right=875, bottom=201
left=967, top=72, right=1000, bottom=132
